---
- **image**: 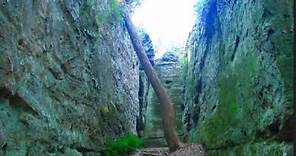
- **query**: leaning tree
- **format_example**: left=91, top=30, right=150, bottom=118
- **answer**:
left=120, top=3, right=181, bottom=152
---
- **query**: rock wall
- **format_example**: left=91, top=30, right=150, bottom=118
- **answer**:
left=143, top=52, right=185, bottom=147
left=138, top=30, right=155, bottom=66
left=0, top=0, right=139, bottom=155
left=184, top=0, right=293, bottom=155
left=137, top=30, right=155, bottom=137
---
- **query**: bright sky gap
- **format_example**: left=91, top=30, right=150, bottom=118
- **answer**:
left=132, top=0, right=198, bottom=58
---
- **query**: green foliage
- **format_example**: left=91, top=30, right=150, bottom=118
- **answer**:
left=102, top=134, right=144, bottom=156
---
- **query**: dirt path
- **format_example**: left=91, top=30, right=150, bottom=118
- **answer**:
left=129, top=144, right=207, bottom=156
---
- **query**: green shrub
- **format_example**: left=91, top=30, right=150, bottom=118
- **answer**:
left=102, top=134, right=144, bottom=156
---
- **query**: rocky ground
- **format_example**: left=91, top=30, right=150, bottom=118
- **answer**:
left=130, top=144, right=206, bottom=156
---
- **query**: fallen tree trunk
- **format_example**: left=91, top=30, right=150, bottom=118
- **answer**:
left=121, top=4, right=181, bottom=152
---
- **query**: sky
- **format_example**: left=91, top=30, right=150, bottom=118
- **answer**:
left=132, top=0, right=198, bottom=58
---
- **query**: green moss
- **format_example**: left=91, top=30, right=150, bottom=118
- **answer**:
left=277, top=55, right=293, bottom=114
left=267, top=1, right=293, bottom=114
left=207, top=141, right=292, bottom=156
left=190, top=54, right=259, bottom=148
left=96, top=12, right=107, bottom=23
left=102, top=134, right=144, bottom=156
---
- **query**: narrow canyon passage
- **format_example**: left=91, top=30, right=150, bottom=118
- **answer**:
left=0, top=0, right=293, bottom=156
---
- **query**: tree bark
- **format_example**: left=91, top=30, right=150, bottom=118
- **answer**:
left=121, top=6, right=181, bottom=152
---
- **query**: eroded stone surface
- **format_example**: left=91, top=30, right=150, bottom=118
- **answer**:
left=0, top=0, right=139, bottom=155
left=184, top=0, right=293, bottom=155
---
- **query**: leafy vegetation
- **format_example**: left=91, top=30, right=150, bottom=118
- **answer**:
left=102, top=134, right=144, bottom=156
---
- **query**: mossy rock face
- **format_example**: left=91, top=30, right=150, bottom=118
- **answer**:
left=64, top=148, right=83, bottom=156
left=0, top=0, right=139, bottom=155
left=184, top=0, right=293, bottom=154
left=192, top=53, right=260, bottom=148
left=208, top=141, right=293, bottom=156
